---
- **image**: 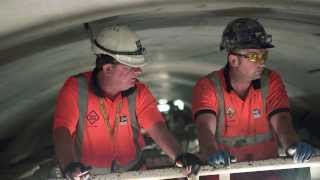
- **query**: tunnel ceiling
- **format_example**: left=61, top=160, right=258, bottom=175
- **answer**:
left=0, top=0, right=320, bottom=177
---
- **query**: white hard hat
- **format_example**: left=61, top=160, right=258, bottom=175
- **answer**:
left=92, top=25, right=147, bottom=67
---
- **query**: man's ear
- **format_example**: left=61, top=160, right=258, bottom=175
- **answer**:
left=102, top=64, right=113, bottom=74
left=228, top=54, right=240, bottom=67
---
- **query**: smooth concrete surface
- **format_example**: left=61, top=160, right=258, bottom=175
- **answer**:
left=311, top=167, right=320, bottom=180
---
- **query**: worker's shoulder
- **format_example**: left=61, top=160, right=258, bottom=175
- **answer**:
left=63, top=71, right=92, bottom=87
left=134, top=81, right=158, bottom=98
left=266, top=68, right=282, bottom=81
left=195, top=69, right=223, bottom=86
left=73, top=71, right=92, bottom=80
left=196, top=76, right=212, bottom=85
left=135, top=80, right=150, bottom=91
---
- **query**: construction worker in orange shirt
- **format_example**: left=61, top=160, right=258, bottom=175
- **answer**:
left=53, top=25, right=201, bottom=179
left=192, top=18, right=315, bottom=180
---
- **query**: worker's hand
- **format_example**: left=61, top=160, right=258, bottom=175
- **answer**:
left=175, top=153, right=202, bottom=176
left=64, top=162, right=91, bottom=180
left=208, top=150, right=232, bottom=168
left=287, top=142, right=314, bottom=163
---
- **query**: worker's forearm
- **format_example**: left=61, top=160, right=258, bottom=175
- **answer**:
left=53, top=127, right=78, bottom=169
left=196, top=113, right=219, bottom=161
left=277, top=127, right=299, bottom=150
left=270, top=112, right=299, bottom=150
left=197, top=127, right=219, bottom=161
left=146, top=123, right=182, bottom=160
left=198, top=134, right=218, bottom=160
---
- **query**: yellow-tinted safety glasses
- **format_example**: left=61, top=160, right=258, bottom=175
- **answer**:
left=231, top=51, right=268, bottom=64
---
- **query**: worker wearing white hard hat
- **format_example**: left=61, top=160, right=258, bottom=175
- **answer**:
left=53, top=25, right=201, bottom=179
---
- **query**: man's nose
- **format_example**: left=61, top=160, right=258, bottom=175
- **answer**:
left=132, top=67, right=142, bottom=75
left=258, top=62, right=266, bottom=67
left=257, top=59, right=266, bottom=67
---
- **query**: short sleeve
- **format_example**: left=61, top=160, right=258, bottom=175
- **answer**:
left=266, top=71, right=290, bottom=117
left=191, top=77, right=218, bottom=120
left=135, top=83, right=165, bottom=129
left=53, top=76, right=80, bottom=135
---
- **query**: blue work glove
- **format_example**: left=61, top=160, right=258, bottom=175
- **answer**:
left=63, top=162, right=91, bottom=180
left=175, top=153, right=202, bottom=175
left=208, top=150, right=232, bottom=168
left=287, top=142, right=314, bottom=163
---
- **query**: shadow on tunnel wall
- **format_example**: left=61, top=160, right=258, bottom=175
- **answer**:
left=0, top=25, right=87, bottom=66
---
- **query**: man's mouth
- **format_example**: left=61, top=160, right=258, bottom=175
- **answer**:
left=256, top=69, right=264, bottom=74
left=130, top=78, right=137, bottom=84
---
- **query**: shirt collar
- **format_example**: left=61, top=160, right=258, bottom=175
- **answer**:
left=223, top=64, right=261, bottom=93
left=90, top=68, right=135, bottom=97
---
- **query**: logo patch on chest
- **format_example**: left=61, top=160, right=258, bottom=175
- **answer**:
left=252, top=108, right=262, bottom=119
left=226, top=107, right=236, bottom=119
left=120, top=115, right=128, bottom=125
left=87, top=110, right=99, bottom=125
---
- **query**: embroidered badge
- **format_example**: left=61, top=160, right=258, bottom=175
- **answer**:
left=120, top=115, right=128, bottom=125
left=252, top=108, right=261, bottom=119
left=226, top=107, right=236, bottom=119
left=87, top=110, right=99, bottom=125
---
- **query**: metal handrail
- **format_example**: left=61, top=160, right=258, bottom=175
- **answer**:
left=48, top=156, right=320, bottom=180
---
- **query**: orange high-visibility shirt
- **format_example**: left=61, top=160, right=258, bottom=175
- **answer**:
left=192, top=68, right=289, bottom=180
left=54, top=71, right=164, bottom=167
left=192, top=68, right=290, bottom=161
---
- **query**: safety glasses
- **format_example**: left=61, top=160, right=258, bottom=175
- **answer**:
left=231, top=51, right=268, bottom=64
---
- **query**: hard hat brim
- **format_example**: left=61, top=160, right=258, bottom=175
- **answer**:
left=105, top=51, right=147, bottom=68
left=92, top=44, right=147, bottom=68
left=236, top=42, right=274, bottom=50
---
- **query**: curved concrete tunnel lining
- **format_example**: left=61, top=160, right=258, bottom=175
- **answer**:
left=1, top=0, right=320, bottom=50
left=0, top=20, right=318, bottom=141
left=0, top=1, right=320, bottom=179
